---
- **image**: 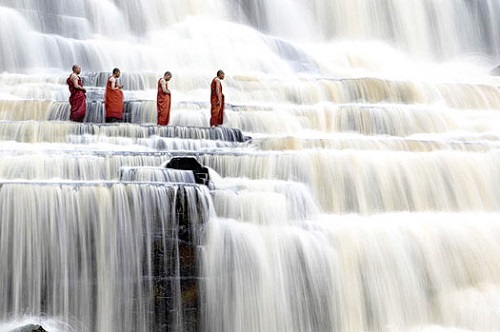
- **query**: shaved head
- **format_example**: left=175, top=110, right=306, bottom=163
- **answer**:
left=72, top=65, right=81, bottom=74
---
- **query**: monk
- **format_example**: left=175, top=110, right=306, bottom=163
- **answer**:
left=157, top=71, right=172, bottom=125
left=210, top=70, right=225, bottom=127
left=66, top=65, right=86, bottom=122
left=104, top=68, right=124, bottom=122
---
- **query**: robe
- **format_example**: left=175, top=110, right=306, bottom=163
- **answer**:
left=157, top=79, right=171, bottom=125
left=66, top=75, right=86, bottom=122
left=104, top=76, right=124, bottom=122
left=210, top=77, right=224, bottom=126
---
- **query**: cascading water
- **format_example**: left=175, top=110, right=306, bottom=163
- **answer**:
left=0, top=0, right=499, bottom=331
left=0, top=183, right=213, bottom=331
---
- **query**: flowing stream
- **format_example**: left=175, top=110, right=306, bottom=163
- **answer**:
left=0, top=1, right=499, bottom=331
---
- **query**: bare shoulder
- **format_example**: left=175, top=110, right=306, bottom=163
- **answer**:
left=109, top=76, right=116, bottom=82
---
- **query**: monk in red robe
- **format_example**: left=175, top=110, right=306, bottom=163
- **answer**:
left=66, top=65, right=86, bottom=122
left=157, top=71, right=172, bottom=125
left=210, top=70, right=225, bottom=127
left=104, top=68, right=124, bottom=122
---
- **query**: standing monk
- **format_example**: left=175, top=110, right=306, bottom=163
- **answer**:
left=210, top=70, right=225, bottom=127
left=104, top=68, right=124, bottom=123
left=66, top=65, right=87, bottom=122
left=157, top=71, right=172, bottom=125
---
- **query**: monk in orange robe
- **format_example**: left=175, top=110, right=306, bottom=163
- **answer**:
left=66, top=65, right=86, bottom=122
left=104, top=68, right=124, bottom=122
left=210, top=70, right=225, bottom=127
left=157, top=71, right=172, bottom=125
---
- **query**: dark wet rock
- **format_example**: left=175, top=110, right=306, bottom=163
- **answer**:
left=166, top=157, right=211, bottom=186
left=147, top=185, right=207, bottom=331
left=490, top=66, right=500, bottom=75
left=9, top=324, right=47, bottom=332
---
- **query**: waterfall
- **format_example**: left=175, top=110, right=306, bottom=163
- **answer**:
left=0, top=0, right=498, bottom=73
left=120, top=167, right=197, bottom=183
left=201, top=214, right=500, bottom=331
left=0, top=0, right=500, bottom=331
left=0, top=183, right=214, bottom=331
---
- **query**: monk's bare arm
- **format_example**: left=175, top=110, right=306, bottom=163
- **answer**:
left=71, top=74, right=86, bottom=93
left=216, top=79, right=221, bottom=105
left=110, top=77, right=123, bottom=90
left=160, top=78, right=170, bottom=94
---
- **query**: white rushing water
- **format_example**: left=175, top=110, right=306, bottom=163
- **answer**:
left=0, top=0, right=500, bottom=331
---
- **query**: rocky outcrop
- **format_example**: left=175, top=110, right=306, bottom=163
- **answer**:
left=9, top=325, right=47, bottom=332
left=166, top=157, right=211, bottom=186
